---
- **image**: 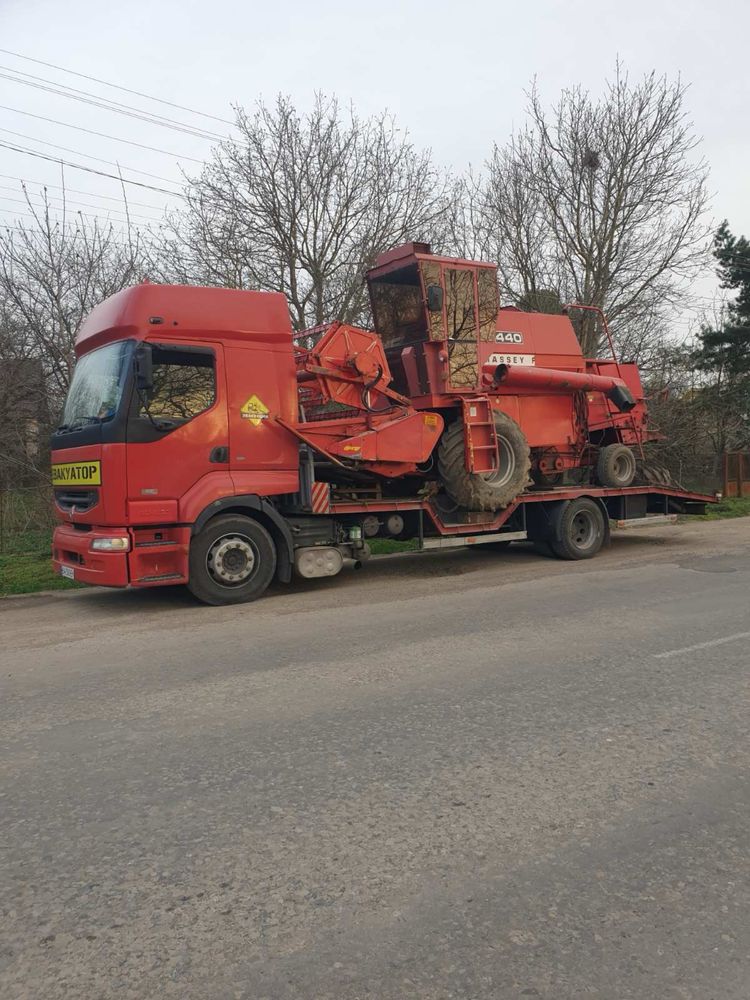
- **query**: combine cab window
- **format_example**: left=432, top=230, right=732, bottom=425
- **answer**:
left=140, top=347, right=216, bottom=424
left=477, top=269, right=499, bottom=341
left=445, top=267, right=478, bottom=388
left=420, top=260, right=445, bottom=341
left=369, top=265, right=427, bottom=347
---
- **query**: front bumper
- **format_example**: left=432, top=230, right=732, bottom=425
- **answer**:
left=52, top=523, right=130, bottom=588
left=52, top=523, right=191, bottom=589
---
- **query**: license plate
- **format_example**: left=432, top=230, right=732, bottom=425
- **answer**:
left=60, top=565, right=75, bottom=580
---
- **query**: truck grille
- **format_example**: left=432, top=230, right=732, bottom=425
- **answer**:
left=55, top=488, right=99, bottom=513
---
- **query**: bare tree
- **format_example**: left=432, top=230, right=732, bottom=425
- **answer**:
left=469, top=66, right=711, bottom=357
left=0, top=183, right=148, bottom=409
left=155, top=95, right=452, bottom=330
left=0, top=180, right=149, bottom=505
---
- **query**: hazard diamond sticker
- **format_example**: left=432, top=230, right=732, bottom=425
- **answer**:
left=240, top=394, right=269, bottom=426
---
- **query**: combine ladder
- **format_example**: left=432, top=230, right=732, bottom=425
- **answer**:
left=461, top=396, right=499, bottom=474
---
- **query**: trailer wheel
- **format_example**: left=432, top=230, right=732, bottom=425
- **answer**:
left=550, top=498, right=605, bottom=560
left=438, top=411, right=531, bottom=511
left=188, top=515, right=277, bottom=605
left=596, top=444, right=636, bottom=488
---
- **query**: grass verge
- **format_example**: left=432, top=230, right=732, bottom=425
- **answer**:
left=0, top=528, right=80, bottom=597
left=367, top=537, right=420, bottom=555
left=694, top=497, right=750, bottom=520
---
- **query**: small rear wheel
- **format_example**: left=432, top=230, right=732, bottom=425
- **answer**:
left=596, top=444, right=636, bottom=488
left=188, top=515, right=276, bottom=605
left=550, top=498, right=605, bottom=560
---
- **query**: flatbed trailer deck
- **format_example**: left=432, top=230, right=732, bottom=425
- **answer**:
left=323, top=484, right=715, bottom=549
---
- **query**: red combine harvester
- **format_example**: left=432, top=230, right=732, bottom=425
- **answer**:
left=50, top=243, right=714, bottom=604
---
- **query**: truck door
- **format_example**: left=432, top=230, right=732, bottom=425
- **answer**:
left=126, top=341, right=229, bottom=517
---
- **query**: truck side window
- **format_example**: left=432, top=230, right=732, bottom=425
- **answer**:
left=140, top=347, right=216, bottom=423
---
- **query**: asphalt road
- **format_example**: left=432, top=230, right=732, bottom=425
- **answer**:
left=2, top=518, right=750, bottom=999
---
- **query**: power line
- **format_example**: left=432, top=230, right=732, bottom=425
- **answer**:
left=0, top=105, right=205, bottom=164
left=0, top=194, right=164, bottom=225
left=0, top=206, right=157, bottom=240
left=0, top=126, right=186, bottom=184
left=0, top=176, right=173, bottom=212
left=0, top=139, right=187, bottom=197
left=0, top=66, right=226, bottom=142
left=0, top=47, right=234, bottom=128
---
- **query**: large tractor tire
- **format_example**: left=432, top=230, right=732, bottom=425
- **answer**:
left=438, top=411, right=531, bottom=511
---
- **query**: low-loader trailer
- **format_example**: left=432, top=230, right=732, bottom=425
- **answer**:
left=50, top=244, right=714, bottom=604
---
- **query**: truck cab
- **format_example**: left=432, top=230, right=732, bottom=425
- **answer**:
left=51, top=283, right=300, bottom=590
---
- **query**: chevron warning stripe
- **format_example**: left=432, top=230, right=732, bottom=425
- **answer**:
left=310, top=481, right=331, bottom=514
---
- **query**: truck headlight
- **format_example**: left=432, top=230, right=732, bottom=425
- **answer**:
left=91, top=536, right=131, bottom=552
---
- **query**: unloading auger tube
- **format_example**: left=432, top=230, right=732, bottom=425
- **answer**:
left=486, top=363, right=637, bottom=413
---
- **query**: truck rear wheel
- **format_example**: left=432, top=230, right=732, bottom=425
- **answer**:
left=596, top=444, right=636, bottom=488
left=188, top=515, right=277, bottom=605
left=550, top=498, right=605, bottom=560
left=438, top=411, right=530, bottom=511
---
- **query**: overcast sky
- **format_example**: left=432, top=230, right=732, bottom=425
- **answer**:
left=2, top=0, right=749, bottom=333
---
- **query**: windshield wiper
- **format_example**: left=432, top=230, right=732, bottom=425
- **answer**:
left=56, top=415, right=102, bottom=432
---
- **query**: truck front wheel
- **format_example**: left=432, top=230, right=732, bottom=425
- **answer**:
left=188, top=515, right=277, bottom=605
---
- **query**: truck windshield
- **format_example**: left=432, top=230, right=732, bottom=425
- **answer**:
left=59, top=340, right=133, bottom=430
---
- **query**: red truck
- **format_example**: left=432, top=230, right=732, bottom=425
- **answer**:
left=51, top=243, right=713, bottom=604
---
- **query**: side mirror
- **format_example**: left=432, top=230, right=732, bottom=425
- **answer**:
left=135, top=343, right=153, bottom=392
left=426, top=284, right=444, bottom=313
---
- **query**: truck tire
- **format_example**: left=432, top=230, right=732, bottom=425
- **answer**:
left=550, top=498, right=605, bottom=560
left=188, top=514, right=277, bottom=605
left=596, top=444, right=636, bottom=488
left=438, top=411, right=531, bottom=511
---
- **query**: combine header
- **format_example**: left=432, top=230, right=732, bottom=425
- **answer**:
left=50, top=243, right=714, bottom=604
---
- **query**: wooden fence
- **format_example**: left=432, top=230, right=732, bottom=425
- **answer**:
left=723, top=451, right=750, bottom=498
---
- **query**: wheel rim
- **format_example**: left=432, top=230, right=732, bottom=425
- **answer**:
left=613, top=452, right=633, bottom=480
left=206, top=533, right=258, bottom=587
left=481, top=434, right=516, bottom=489
left=571, top=510, right=597, bottom=549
